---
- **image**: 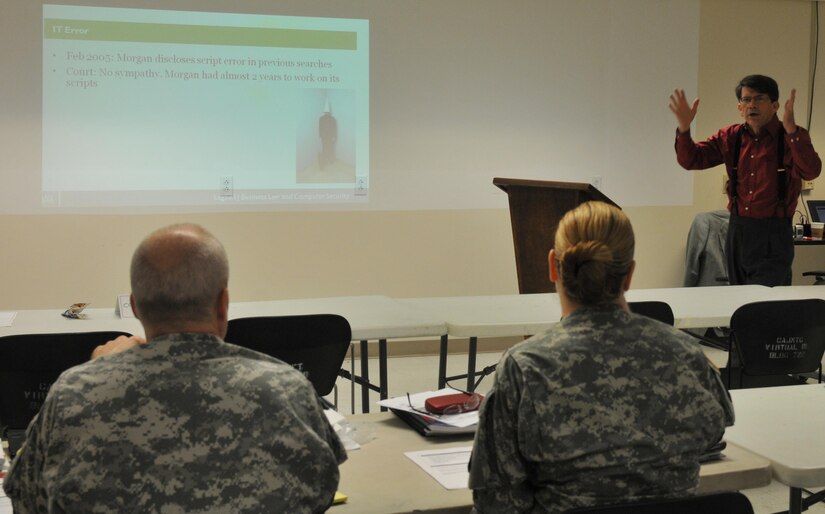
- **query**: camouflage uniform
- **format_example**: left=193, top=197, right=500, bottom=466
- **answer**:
left=469, top=304, right=734, bottom=513
left=3, top=333, right=347, bottom=514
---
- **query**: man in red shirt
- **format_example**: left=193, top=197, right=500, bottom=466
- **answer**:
left=670, top=74, right=821, bottom=286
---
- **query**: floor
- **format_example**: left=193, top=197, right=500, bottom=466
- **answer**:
left=324, top=347, right=825, bottom=514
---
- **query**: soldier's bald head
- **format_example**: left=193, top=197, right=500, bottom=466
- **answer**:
left=130, top=224, right=228, bottom=327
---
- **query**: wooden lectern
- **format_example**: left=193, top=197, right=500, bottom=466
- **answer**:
left=494, top=178, right=619, bottom=294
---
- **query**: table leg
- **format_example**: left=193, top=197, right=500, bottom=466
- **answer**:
left=467, top=336, right=478, bottom=392
left=798, top=485, right=825, bottom=512
left=790, top=486, right=802, bottom=514
left=379, top=339, right=388, bottom=412
left=350, top=344, right=356, bottom=415
left=438, top=335, right=448, bottom=389
left=360, top=340, right=370, bottom=413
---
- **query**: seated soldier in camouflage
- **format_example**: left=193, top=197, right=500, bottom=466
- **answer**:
left=4, top=223, right=346, bottom=514
left=469, top=201, right=734, bottom=513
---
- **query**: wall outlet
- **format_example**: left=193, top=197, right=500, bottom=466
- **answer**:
left=802, top=180, right=815, bottom=191
left=219, top=176, right=233, bottom=197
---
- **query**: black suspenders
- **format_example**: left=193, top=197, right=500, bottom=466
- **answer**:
left=728, top=125, right=787, bottom=215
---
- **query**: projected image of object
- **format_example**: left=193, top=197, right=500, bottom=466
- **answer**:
left=296, top=89, right=355, bottom=184
left=319, top=101, right=338, bottom=170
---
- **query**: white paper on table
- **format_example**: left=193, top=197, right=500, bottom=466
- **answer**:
left=0, top=312, right=16, bottom=327
left=377, top=389, right=480, bottom=428
left=324, top=408, right=347, bottom=426
left=0, top=460, right=11, bottom=514
left=324, top=409, right=361, bottom=451
left=405, top=446, right=472, bottom=490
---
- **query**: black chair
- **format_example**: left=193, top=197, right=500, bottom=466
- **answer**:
left=565, top=491, right=753, bottom=514
left=725, top=299, right=825, bottom=389
left=629, top=301, right=675, bottom=326
left=803, top=270, right=825, bottom=285
left=0, top=331, right=131, bottom=456
left=225, top=314, right=351, bottom=400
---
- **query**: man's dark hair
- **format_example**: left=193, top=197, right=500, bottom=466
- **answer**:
left=735, top=75, right=779, bottom=102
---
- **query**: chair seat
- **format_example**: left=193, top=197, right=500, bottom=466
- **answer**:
left=802, top=270, right=825, bottom=285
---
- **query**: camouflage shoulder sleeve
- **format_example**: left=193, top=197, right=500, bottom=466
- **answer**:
left=3, top=377, right=63, bottom=514
left=699, top=351, right=735, bottom=429
left=469, top=353, right=535, bottom=513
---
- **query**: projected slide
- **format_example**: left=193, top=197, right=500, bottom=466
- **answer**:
left=42, top=5, right=369, bottom=208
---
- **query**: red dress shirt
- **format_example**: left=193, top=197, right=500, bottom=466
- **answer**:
left=675, top=115, right=821, bottom=218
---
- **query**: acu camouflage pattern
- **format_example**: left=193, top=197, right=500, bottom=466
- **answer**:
left=469, top=304, right=734, bottom=514
left=3, top=333, right=347, bottom=514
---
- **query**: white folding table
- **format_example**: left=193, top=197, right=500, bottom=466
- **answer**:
left=726, top=384, right=825, bottom=514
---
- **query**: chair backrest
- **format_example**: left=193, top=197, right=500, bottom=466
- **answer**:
left=565, top=491, right=753, bottom=514
left=0, top=331, right=131, bottom=432
left=224, top=314, right=351, bottom=397
left=684, top=210, right=730, bottom=286
left=730, top=299, right=825, bottom=379
left=628, top=301, right=675, bottom=326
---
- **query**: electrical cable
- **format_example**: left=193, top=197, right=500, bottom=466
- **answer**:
left=471, top=364, right=497, bottom=391
left=802, top=194, right=812, bottom=223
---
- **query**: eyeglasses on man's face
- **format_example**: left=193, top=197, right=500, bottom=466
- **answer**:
left=738, top=94, right=770, bottom=105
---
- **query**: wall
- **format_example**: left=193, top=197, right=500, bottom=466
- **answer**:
left=0, top=0, right=821, bottom=313
left=797, top=0, right=825, bottom=282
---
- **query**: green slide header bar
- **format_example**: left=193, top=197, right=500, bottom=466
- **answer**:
left=44, top=19, right=357, bottom=50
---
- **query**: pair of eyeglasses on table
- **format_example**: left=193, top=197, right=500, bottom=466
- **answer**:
left=407, top=382, right=484, bottom=416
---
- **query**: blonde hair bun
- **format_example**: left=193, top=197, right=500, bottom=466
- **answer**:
left=554, top=202, right=634, bottom=305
